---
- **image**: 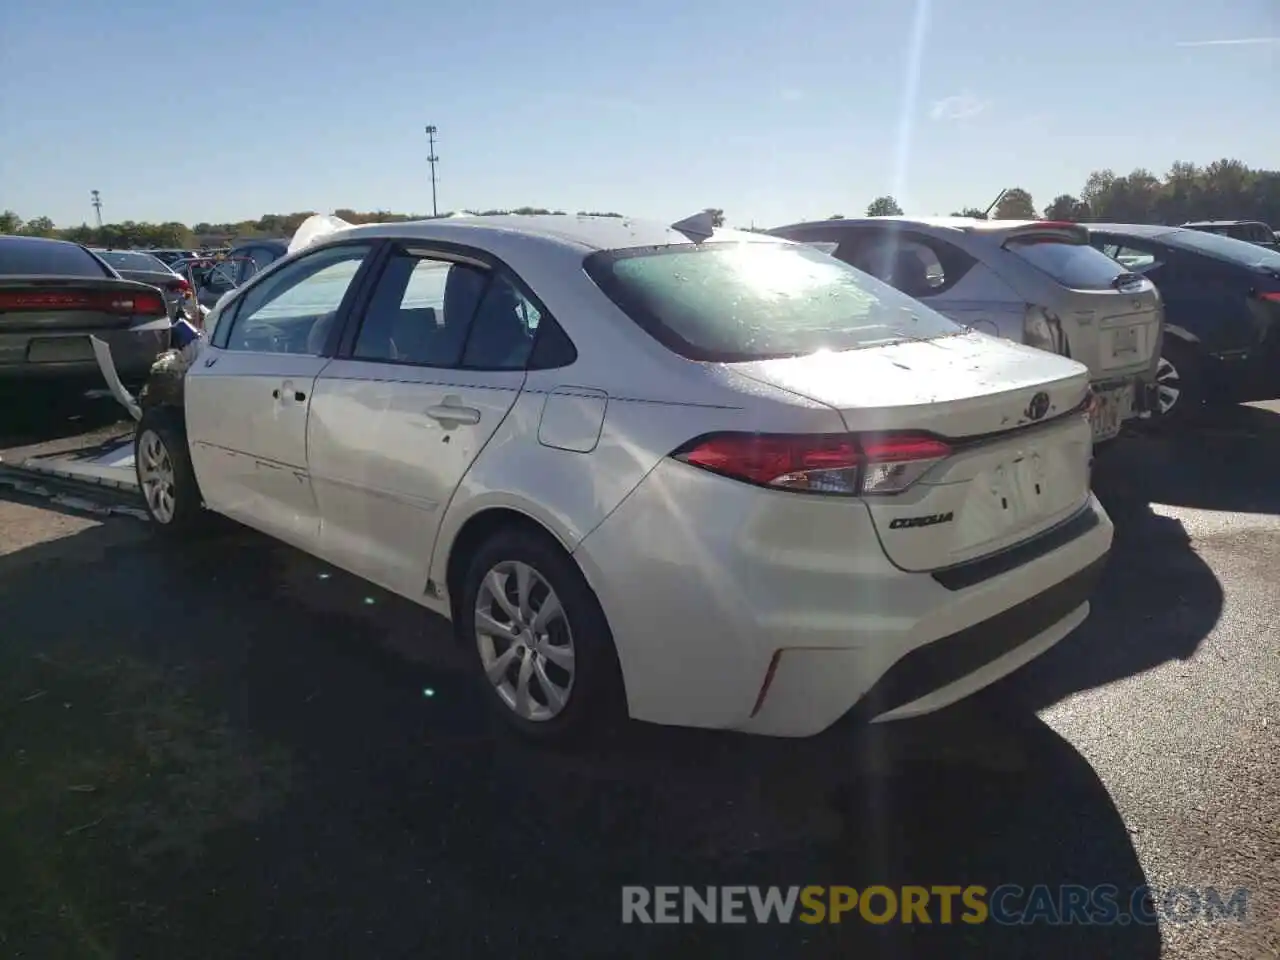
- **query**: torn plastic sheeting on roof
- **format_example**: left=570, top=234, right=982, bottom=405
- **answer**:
left=287, top=214, right=355, bottom=255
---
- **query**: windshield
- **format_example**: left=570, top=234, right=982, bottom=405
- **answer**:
left=1165, top=229, right=1280, bottom=269
left=583, top=240, right=962, bottom=362
left=97, top=250, right=170, bottom=273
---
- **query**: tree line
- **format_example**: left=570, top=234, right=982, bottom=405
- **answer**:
left=0, top=207, right=627, bottom=249
left=2, top=159, right=1276, bottom=249
left=854, top=159, right=1278, bottom=226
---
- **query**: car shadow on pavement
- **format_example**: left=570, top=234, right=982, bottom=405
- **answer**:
left=1098, top=403, right=1280, bottom=514
left=0, top=521, right=1160, bottom=960
left=986, top=490, right=1223, bottom=713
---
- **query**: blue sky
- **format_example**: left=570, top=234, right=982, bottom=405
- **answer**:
left=1, top=0, right=1276, bottom=229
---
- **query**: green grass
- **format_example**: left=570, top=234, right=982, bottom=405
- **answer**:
left=0, top=647, right=292, bottom=958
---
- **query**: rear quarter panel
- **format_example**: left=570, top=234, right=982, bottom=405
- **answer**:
left=426, top=363, right=846, bottom=611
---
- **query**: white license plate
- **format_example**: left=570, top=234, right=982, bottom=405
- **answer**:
left=1111, top=325, right=1140, bottom=357
left=1090, top=385, right=1132, bottom=442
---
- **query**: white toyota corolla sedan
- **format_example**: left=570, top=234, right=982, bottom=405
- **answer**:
left=130, top=213, right=1113, bottom=741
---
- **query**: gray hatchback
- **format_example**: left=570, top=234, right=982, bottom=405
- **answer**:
left=769, top=217, right=1164, bottom=444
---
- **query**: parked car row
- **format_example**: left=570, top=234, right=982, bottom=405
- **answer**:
left=92, top=249, right=196, bottom=321
left=768, top=218, right=1163, bottom=445
left=8, top=210, right=1279, bottom=743
left=769, top=216, right=1280, bottom=424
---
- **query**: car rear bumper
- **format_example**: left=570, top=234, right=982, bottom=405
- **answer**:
left=0, top=321, right=169, bottom=382
left=573, top=459, right=1113, bottom=737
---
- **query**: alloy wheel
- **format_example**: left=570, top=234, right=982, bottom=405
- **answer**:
left=473, top=560, right=575, bottom=722
left=1155, top=355, right=1181, bottom=416
left=138, top=429, right=177, bottom=523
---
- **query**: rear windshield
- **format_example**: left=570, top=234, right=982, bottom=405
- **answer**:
left=0, top=238, right=110, bottom=277
left=582, top=241, right=962, bottom=362
left=1165, top=229, right=1280, bottom=270
left=98, top=250, right=170, bottom=273
left=1005, top=238, right=1129, bottom=290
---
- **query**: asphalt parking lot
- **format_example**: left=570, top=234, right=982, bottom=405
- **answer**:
left=0, top=394, right=1277, bottom=959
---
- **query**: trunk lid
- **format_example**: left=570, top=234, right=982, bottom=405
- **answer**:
left=0, top=276, right=165, bottom=332
left=728, top=331, right=1095, bottom=571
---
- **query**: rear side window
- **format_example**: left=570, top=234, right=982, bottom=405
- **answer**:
left=583, top=240, right=961, bottom=362
left=0, top=238, right=109, bottom=277
left=1005, top=239, right=1129, bottom=290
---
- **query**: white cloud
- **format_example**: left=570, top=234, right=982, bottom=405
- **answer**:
left=1175, top=37, right=1279, bottom=47
left=777, top=88, right=804, bottom=103
left=929, top=92, right=989, bottom=121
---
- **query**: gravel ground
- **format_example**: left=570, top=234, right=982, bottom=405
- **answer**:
left=0, top=399, right=1276, bottom=959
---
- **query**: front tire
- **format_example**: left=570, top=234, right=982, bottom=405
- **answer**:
left=458, top=527, right=625, bottom=743
left=135, top=407, right=206, bottom=536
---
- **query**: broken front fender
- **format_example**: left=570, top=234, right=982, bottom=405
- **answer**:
left=91, top=318, right=205, bottom=422
left=90, top=336, right=143, bottom=422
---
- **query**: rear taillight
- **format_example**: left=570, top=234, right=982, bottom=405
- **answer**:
left=1258, top=291, right=1280, bottom=303
left=0, top=289, right=167, bottom=317
left=671, top=432, right=951, bottom=496
left=167, top=277, right=192, bottom=295
left=129, top=291, right=168, bottom=316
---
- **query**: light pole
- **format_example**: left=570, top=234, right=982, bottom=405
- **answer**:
left=90, top=190, right=103, bottom=228
left=424, top=126, right=439, bottom=217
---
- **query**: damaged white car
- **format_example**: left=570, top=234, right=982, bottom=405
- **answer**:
left=95, top=213, right=1113, bottom=742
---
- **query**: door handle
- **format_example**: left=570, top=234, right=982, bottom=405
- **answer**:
left=426, top=397, right=482, bottom=425
left=272, top=387, right=307, bottom=402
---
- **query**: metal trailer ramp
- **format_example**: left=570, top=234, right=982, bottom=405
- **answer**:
left=0, top=436, right=147, bottom=519
left=9, top=436, right=139, bottom=492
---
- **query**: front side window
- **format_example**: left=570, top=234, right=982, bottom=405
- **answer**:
left=222, top=243, right=370, bottom=354
left=584, top=240, right=962, bottom=363
left=1097, top=241, right=1160, bottom=272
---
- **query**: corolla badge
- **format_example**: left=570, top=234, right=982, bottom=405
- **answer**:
left=1025, top=391, right=1051, bottom=421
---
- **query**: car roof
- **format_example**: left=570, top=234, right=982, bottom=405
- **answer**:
left=328, top=215, right=776, bottom=253
left=1180, top=220, right=1268, bottom=228
left=771, top=215, right=1060, bottom=234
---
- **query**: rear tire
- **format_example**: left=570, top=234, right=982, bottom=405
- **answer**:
left=134, top=407, right=207, bottom=536
left=458, top=527, right=626, bottom=744
left=1153, top=339, right=1208, bottom=427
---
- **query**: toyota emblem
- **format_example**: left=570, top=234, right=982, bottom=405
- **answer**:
left=1025, top=391, right=1050, bottom=421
